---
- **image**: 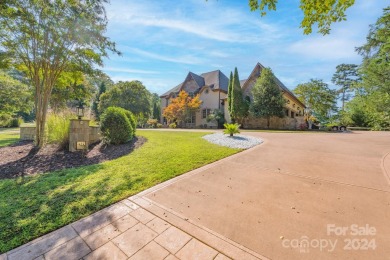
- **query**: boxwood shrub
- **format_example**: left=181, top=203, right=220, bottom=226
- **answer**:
left=100, top=107, right=134, bottom=144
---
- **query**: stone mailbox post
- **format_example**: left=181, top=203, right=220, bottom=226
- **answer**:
left=69, top=119, right=90, bottom=152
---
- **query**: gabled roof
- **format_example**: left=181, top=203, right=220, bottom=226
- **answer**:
left=160, top=70, right=229, bottom=98
left=188, top=72, right=205, bottom=88
left=240, top=79, right=247, bottom=87
left=201, top=70, right=229, bottom=92
left=243, top=62, right=305, bottom=108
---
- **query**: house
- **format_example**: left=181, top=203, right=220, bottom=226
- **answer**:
left=160, top=62, right=306, bottom=129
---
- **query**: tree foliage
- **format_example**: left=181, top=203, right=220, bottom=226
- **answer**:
left=0, top=70, right=33, bottom=118
left=331, top=64, right=360, bottom=111
left=0, top=0, right=118, bottom=146
left=250, top=68, right=285, bottom=128
left=356, top=6, right=390, bottom=95
left=98, top=80, right=152, bottom=118
left=90, top=72, right=113, bottom=120
left=227, top=71, right=233, bottom=120
left=248, top=0, right=355, bottom=35
left=50, top=71, right=95, bottom=113
left=294, top=79, right=337, bottom=122
left=345, top=6, right=390, bottom=129
left=162, top=90, right=202, bottom=126
left=152, top=93, right=161, bottom=121
left=229, top=67, right=248, bottom=123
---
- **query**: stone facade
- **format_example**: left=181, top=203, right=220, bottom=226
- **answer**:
left=160, top=63, right=306, bottom=129
left=20, top=126, right=36, bottom=141
left=20, top=121, right=101, bottom=151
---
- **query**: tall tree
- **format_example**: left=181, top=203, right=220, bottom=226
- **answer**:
left=90, top=72, right=113, bottom=120
left=162, top=90, right=202, bottom=126
left=250, top=68, right=285, bottom=128
left=227, top=71, right=233, bottom=120
left=331, top=64, right=360, bottom=111
left=294, top=79, right=337, bottom=124
left=151, top=93, right=161, bottom=121
left=248, top=0, right=355, bottom=35
left=0, top=0, right=118, bottom=147
left=356, top=6, right=390, bottom=95
left=98, top=80, right=152, bottom=118
left=230, top=67, right=248, bottom=123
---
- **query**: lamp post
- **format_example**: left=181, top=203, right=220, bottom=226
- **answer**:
left=76, top=103, right=84, bottom=120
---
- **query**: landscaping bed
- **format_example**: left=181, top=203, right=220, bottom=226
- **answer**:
left=0, top=137, right=146, bottom=179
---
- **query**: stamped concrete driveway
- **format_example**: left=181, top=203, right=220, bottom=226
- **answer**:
left=143, top=131, right=390, bottom=260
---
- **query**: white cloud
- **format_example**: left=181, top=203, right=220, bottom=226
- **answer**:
left=103, top=67, right=160, bottom=74
left=125, top=47, right=205, bottom=65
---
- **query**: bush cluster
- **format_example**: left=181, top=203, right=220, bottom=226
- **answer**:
left=100, top=107, right=135, bottom=144
left=0, top=114, right=24, bottom=128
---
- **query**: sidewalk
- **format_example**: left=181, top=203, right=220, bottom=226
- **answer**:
left=2, top=192, right=264, bottom=260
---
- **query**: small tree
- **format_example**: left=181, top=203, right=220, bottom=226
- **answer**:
left=250, top=68, right=285, bottom=128
left=294, top=79, right=337, bottom=125
left=162, top=91, right=202, bottom=126
left=0, top=0, right=119, bottom=147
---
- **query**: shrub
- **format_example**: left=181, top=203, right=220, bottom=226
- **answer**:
left=100, top=107, right=133, bottom=144
left=169, top=123, right=176, bottom=129
left=147, top=118, right=158, bottom=128
left=156, top=123, right=162, bottom=128
left=10, top=117, right=24, bottom=127
left=223, top=123, right=240, bottom=137
left=120, top=109, right=137, bottom=134
left=47, top=111, right=73, bottom=149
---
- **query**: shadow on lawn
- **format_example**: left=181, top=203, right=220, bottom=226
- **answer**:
left=0, top=163, right=146, bottom=253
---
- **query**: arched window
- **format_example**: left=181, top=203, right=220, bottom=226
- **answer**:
left=245, top=96, right=251, bottom=103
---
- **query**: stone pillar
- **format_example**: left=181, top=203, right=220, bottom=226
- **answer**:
left=69, top=119, right=90, bottom=152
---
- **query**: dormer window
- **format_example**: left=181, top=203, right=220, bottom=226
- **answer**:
left=205, top=89, right=209, bottom=94
left=189, top=92, right=194, bottom=98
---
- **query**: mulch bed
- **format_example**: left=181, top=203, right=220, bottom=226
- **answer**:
left=0, top=137, right=146, bottom=179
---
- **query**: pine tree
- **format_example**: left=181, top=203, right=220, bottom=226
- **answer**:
left=250, top=68, right=285, bottom=128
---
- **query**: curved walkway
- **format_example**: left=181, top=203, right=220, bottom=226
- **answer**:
left=2, top=131, right=390, bottom=260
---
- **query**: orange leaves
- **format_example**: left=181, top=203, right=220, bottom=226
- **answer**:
left=162, top=90, right=202, bottom=124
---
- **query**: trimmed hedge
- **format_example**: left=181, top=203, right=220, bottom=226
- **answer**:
left=119, top=108, right=137, bottom=134
left=100, top=107, right=134, bottom=144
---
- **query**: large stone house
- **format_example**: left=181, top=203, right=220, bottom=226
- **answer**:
left=160, top=62, right=305, bottom=129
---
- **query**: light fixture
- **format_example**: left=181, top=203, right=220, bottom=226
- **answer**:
left=76, top=103, right=84, bottom=120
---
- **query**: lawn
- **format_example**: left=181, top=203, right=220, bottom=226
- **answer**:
left=0, top=130, right=240, bottom=253
left=0, top=128, right=19, bottom=147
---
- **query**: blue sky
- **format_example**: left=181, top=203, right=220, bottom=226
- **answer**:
left=101, top=0, right=388, bottom=95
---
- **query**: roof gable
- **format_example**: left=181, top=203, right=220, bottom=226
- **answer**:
left=243, top=63, right=305, bottom=108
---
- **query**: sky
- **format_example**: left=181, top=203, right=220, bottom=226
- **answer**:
left=101, top=0, right=388, bottom=95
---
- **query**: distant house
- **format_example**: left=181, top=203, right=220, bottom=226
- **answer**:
left=160, top=62, right=305, bottom=129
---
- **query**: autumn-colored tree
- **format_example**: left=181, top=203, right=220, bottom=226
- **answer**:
left=163, top=91, right=202, bottom=126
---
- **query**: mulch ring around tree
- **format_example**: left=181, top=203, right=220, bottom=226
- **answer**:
left=0, top=136, right=146, bottom=179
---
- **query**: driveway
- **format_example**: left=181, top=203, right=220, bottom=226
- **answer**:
left=141, top=131, right=390, bottom=259
left=4, top=131, right=390, bottom=260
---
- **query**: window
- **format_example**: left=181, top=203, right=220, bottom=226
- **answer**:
left=189, top=92, right=194, bottom=98
left=245, top=96, right=251, bottom=104
left=202, top=109, right=211, bottom=119
left=205, top=89, right=209, bottom=94
left=291, top=111, right=295, bottom=118
left=285, top=109, right=289, bottom=116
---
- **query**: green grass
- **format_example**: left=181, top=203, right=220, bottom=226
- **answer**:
left=0, top=130, right=240, bottom=253
left=0, top=128, right=20, bottom=147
